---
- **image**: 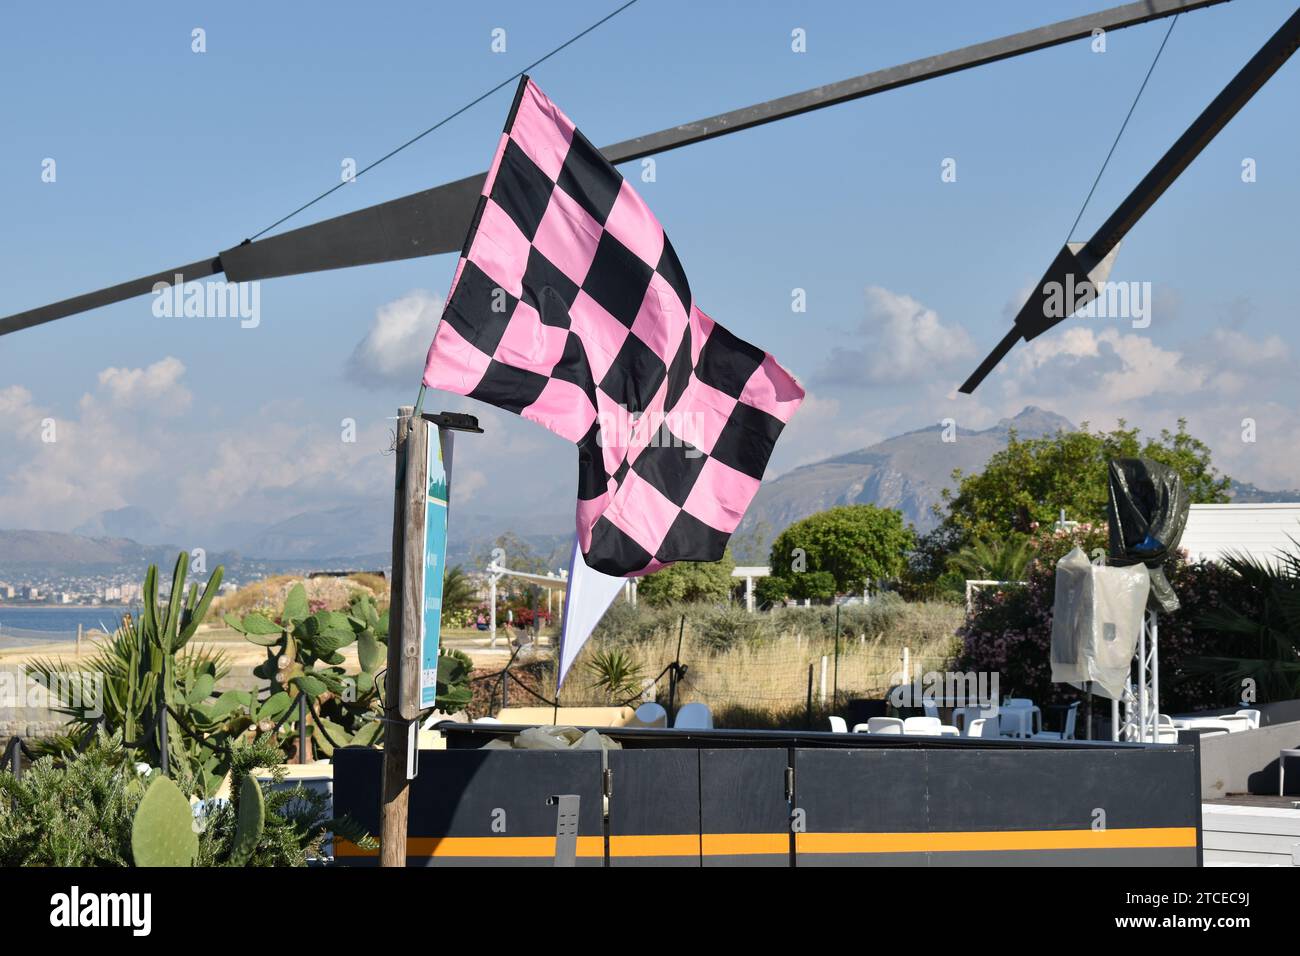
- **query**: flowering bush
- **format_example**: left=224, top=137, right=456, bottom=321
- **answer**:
left=510, top=606, right=553, bottom=630
left=957, top=523, right=1259, bottom=711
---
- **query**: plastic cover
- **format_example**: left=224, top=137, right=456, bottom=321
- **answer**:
left=1050, top=547, right=1151, bottom=699
left=1106, top=457, right=1190, bottom=613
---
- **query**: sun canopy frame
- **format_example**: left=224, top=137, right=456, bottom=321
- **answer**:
left=1, top=0, right=1233, bottom=339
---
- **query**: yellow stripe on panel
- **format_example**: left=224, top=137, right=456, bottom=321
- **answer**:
left=795, top=827, right=1198, bottom=854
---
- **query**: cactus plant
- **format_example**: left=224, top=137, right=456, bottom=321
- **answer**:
left=226, top=775, right=265, bottom=866
left=131, top=775, right=198, bottom=867
left=227, top=587, right=389, bottom=755
left=28, top=555, right=237, bottom=797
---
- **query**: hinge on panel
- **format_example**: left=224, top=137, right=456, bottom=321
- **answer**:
left=784, top=765, right=795, bottom=802
left=603, top=767, right=614, bottom=799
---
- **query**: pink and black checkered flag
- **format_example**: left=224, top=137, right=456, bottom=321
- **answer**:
left=423, top=77, right=804, bottom=577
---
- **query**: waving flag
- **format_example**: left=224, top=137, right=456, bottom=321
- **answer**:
left=424, top=77, right=803, bottom=577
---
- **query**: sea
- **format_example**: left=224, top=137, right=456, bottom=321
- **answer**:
left=0, top=606, right=139, bottom=647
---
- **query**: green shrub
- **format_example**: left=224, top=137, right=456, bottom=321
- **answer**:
left=0, top=736, right=141, bottom=867
left=638, top=550, right=737, bottom=607
left=585, top=648, right=647, bottom=700
left=0, top=734, right=374, bottom=867
left=694, top=605, right=775, bottom=652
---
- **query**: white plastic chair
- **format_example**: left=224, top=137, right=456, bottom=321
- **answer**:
left=1217, top=714, right=1252, bottom=732
left=827, top=716, right=848, bottom=733
left=966, top=716, right=1000, bottom=738
left=999, top=699, right=1041, bottom=738
left=673, top=702, right=713, bottom=729
left=1235, top=709, right=1262, bottom=729
left=903, top=716, right=943, bottom=736
left=951, top=706, right=991, bottom=734
left=471, top=716, right=502, bottom=725
left=1033, top=701, right=1079, bottom=740
left=628, top=702, right=668, bottom=728
left=864, top=716, right=903, bottom=735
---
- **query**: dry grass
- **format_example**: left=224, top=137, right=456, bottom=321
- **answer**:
left=556, top=599, right=964, bottom=726
left=207, top=574, right=385, bottom=622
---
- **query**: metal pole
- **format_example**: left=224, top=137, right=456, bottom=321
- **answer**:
left=548, top=795, right=580, bottom=867
left=5, top=737, right=20, bottom=780
left=962, top=4, right=1300, bottom=393
left=805, top=663, right=815, bottom=730
left=489, top=575, right=497, bottom=648
left=1137, top=612, right=1149, bottom=742
left=668, top=615, right=685, bottom=719
left=1152, top=610, right=1160, bottom=736
left=833, top=604, right=841, bottom=708
left=297, top=692, right=308, bottom=764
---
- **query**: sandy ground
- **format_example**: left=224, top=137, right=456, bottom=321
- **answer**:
left=0, top=623, right=537, bottom=670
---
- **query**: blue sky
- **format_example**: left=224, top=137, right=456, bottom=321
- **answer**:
left=1, top=0, right=1297, bottom=547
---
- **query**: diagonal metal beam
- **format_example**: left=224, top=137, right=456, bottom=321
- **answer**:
left=1, top=0, right=1230, bottom=336
left=959, top=3, right=1300, bottom=393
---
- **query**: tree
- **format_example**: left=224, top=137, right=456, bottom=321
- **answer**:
left=946, top=535, right=1033, bottom=582
left=1187, top=545, right=1300, bottom=702
left=637, top=550, right=737, bottom=607
left=753, top=575, right=790, bottom=607
left=441, top=565, right=476, bottom=616
left=767, top=505, right=914, bottom=597
left=788, top=570, right=837, bottom=603
left=941, top=418, right=1229, bottom=542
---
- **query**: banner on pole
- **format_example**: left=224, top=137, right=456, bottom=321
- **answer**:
left=419, top=422, right=450, bottom=709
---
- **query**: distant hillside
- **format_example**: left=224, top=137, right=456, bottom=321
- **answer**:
left=16, top=405, right=1297, bottom=577
left=73, top=506, right=182, bottom=547
left=239, top=503, right=393, bottom=560
left=0, top=530, right=168, bottom=573
left=1229, top=479, right=1300, bottom=503
left=738, top=406, right=1075, bottom=548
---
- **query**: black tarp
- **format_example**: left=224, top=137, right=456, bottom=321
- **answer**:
left=1106, top=458, right=1190, bottom=613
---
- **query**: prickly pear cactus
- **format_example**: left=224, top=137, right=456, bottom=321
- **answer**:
left=227, top=775, right=266, bottom=867
left=131, top=776, right=198, bottom=867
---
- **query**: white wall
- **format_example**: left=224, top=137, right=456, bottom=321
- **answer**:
left=1181, top=503, right=1300, bottom=565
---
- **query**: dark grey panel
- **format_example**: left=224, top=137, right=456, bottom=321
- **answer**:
left=923, top=748, right=1200, bottom=831
left=331, top=747, right=604, bottom=866
left=793, top=748, right=929, bottom=834
left=608, top=749, right=700, bottom=867
left=404, top=749, right=603, bottom=838
left=700, top=748, right=791, bottom=867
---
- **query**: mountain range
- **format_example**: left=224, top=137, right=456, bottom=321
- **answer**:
left=4, top=406, right=1297, bottom=576
left=737, top=405, right=1076, bottom=542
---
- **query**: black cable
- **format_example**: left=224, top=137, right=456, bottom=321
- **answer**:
left=1064, top=14, right=1180, bottom=244
left=245, top=0, right=640, bottom=242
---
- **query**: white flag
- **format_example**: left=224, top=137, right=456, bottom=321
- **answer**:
left=556, top=536, right=625, bottom=689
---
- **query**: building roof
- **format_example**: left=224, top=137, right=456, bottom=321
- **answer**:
left=1180, top=503, right=1300, bottom=565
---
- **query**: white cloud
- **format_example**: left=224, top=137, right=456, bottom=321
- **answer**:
left=819, top=286, right=976, bottom=387
left=93, top=356, right=191, bottom=411
left=346, top=290, right=443, bottom=389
